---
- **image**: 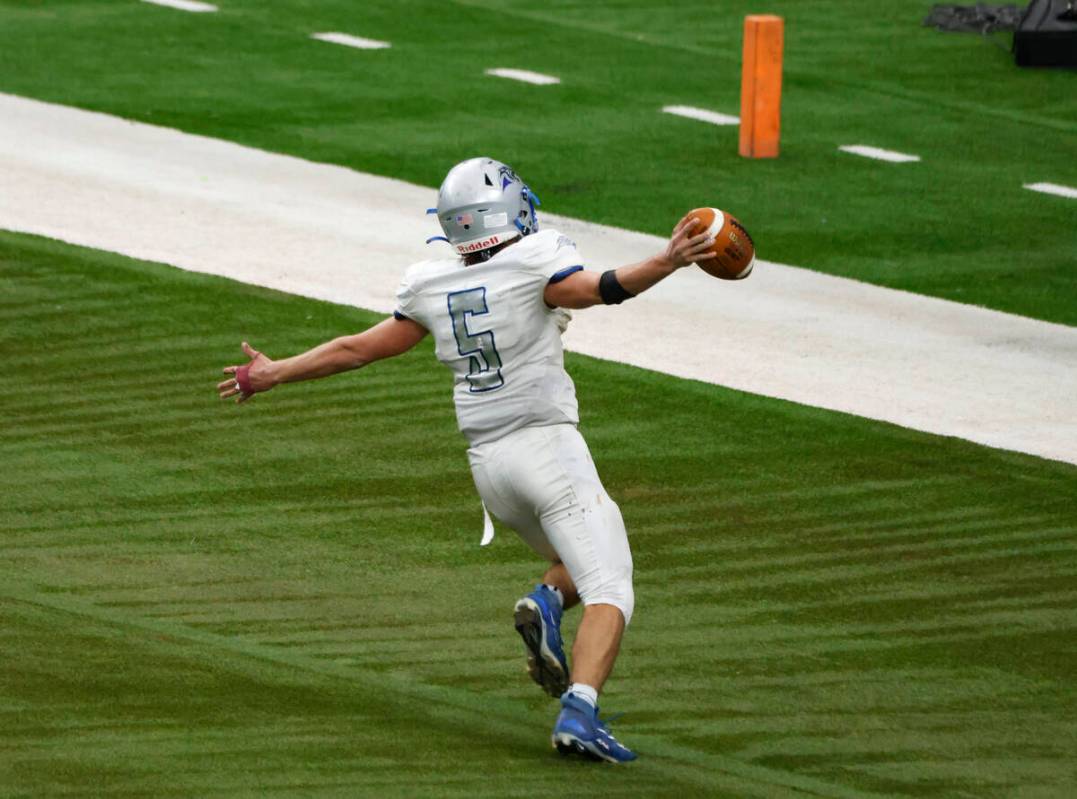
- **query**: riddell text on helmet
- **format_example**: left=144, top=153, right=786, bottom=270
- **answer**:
left=459, top=236, right=502, bottom=253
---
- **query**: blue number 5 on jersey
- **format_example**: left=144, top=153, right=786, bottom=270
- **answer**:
left=447, top=288, right=505, bottom=392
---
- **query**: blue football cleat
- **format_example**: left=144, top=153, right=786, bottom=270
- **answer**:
left=552, top=691, right=638, bottom=763
left=513, top=584, right=568, bottom=698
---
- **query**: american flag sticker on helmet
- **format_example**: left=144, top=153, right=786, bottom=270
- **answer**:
left=456, top=213, right=474, bottom=225
left=483, top=212, right=508, bottom=228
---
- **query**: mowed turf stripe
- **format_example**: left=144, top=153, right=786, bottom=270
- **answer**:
left=3, top=232, right=1076, bottom=796
left=0, top=582, right=881, bottom=799
left=665, top=524, right=1076, bottom=571
left=661, top=512, right=1061, bottom=554
left=1, top=603, right=669, bottom=799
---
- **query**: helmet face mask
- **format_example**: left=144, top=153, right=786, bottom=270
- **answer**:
left=435, top=157, right=540, bottom=257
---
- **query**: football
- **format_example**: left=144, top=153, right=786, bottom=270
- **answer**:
left=686, top=207, right=756, bottom=280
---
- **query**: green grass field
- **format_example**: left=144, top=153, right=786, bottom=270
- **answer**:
left=2, top=234, right=1076, bottom=796
left=0, top=0, right=1074, bottom=323
left=1, top=0, right=1076, bottom=796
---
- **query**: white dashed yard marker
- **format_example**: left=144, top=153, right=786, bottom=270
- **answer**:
left=1024, top=182, right=1077, bottom=200
left=141, top=0, right=217, bottom=11
left=484, top=68, right=560, bottom=86
left=662, top=105, right=740, bottom=126
left=839, top=145, right=921, bottom=163
left=311, top=32, right=391, bottom=50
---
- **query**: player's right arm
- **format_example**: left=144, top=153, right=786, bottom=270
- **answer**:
left=544, top=216, right=715, bottom=310
left=217, top=315, right=428, bottom=403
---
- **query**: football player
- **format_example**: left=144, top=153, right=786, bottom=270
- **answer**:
left=218, top=157, right=716, bottom=762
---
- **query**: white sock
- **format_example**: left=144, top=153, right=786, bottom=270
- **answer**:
left=569, top=683, right=598, bottom=708
left=542, top=584, right=564, bottom=610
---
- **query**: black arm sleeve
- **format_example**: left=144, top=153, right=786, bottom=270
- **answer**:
left=599, top=270, right=636, bottom=305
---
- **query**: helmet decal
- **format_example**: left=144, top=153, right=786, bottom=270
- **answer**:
left=498, top=164, right=519, bottom=190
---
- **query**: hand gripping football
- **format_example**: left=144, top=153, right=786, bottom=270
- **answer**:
left=686, top=207, right=756, bottom=280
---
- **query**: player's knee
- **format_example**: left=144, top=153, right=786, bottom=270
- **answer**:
left=585, top=569, right=635, bottom=626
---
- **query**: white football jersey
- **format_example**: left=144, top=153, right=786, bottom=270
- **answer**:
left=395, top=229, right=584, bottom=446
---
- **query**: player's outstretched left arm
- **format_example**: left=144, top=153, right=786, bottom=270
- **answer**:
left=217, top=315, right=428, bottom=403
left=544, top=216, right=716, bottom=310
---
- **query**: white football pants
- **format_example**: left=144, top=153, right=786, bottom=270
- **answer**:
left=468, top=423, right=635, bottom=625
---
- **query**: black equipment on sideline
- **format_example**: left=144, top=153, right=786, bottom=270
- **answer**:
left=1014, top=0, right=1077, bottom=66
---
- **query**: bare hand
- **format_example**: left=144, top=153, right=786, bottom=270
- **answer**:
left=663, top=215, right=717, bottom=269
left=217, top=341, right=275, bottom=404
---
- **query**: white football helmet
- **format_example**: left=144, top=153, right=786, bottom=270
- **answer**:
left=428, top=157, right=540, bottom=257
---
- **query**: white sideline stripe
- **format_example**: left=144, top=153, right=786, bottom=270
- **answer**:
left=485, top=68, right=560, bottom=85
left=311, top=32, right=391, bottom=50
left=1024, top=182, right=1077, bottom=200
left=662, top=105, right=739, bottom=126
left=140, top=0, right=217, bottom=12
left=839, top=145, right=921, bottom=163
left=1, top=92, right=1075, bottom=467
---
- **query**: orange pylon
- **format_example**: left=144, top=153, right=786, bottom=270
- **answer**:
left=739, top=15, right=784, bottom=158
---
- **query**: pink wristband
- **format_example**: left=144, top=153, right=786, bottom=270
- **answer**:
left=235, top=363, right=254, bottom=395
